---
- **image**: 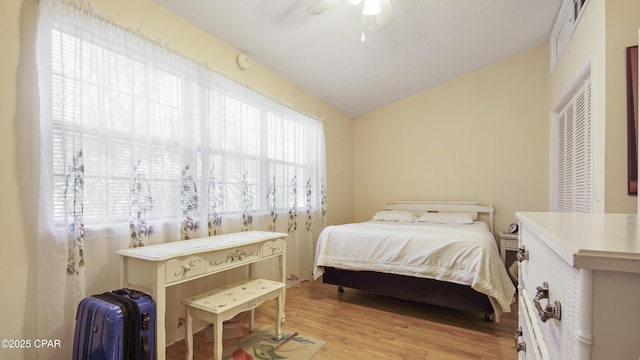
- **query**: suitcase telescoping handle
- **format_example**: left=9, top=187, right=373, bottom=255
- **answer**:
left=141, top=312, right=151, bottom=359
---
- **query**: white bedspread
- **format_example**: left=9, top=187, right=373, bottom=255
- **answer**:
left=313, top=221, right=516, bottom=321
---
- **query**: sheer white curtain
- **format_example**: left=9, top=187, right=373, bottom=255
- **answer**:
left=36, top=0, right=326, bottom=356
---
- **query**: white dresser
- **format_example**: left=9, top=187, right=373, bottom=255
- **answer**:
left=515, top=212, right=640, bottom=360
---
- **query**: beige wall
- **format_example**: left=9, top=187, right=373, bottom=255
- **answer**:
left=353, top=44, right=551, bottom=233
left=352, top=0, right=640, bottom=231
left=1, top=0, right=352, bottom=357
left=604, top=0, right=640, bottom=213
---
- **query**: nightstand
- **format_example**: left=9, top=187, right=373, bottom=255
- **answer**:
left=498, top=231, right=518, bottom=265
left=498, top=231, right=518, bottom=284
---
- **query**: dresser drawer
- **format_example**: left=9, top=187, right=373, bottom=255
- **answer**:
left=206, top=243, right=261, bottom=272
left=519, top=225, right=580, bottom=360
left=262, top=238, right=284, bottom=257
left=517, top=297, right=533, bottom=360
left=518, top=290, right=550, bottom=360
left=166, top=255, right=205, bottom=284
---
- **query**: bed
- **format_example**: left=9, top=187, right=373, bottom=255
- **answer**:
left=313, top=201, right=516, bottom=322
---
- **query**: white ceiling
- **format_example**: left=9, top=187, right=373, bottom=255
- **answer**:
left=155, top=0, right=563, bottom=118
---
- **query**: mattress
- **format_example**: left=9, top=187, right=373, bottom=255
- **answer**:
left=313, top=220, right=516, bottom=321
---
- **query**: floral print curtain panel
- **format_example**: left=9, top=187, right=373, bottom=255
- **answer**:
left=36, top=0, right=326, bottom=356
left=65, top=150, right=85, bottom=275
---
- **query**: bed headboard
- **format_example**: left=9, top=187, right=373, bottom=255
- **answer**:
left=383, top=201, right=495, bottom=233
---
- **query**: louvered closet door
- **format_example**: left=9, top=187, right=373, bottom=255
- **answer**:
left=552, top=75, right=592, bottom=213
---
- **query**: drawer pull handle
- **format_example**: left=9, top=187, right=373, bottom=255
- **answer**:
left=514, top=327, right=526, bottom=353
left=533, top=281, right=562, bottom=322
left=516, top=246, right=529, bottom=262
left=175, top=265, right=191, bottom=276
left=173, top=258, right=202, bottom=277
left=174, top=258, right=202, bottom=276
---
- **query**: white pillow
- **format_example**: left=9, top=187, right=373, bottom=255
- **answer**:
left=417, top=212, right=474, bottom=224
left=372, top=210, right=417, bottom=222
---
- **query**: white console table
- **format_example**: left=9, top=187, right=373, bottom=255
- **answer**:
left=117, top=231, right=288, bottom=360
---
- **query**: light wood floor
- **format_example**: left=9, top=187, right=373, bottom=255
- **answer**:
left=167, top=278, right=518, bottom=359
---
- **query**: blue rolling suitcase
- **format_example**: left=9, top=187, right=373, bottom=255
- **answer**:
left=73, top=288, right=156, bottom=360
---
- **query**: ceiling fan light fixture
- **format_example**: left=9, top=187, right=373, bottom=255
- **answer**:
left=362, top=0, right=381, bottom=15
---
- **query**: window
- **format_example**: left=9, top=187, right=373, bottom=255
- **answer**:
left=551, top=73, right=592, bottom=212
left=41, top=2, right=326, bottom=242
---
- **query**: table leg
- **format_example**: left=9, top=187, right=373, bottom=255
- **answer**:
left=185, top=306, right=193, bottom=360
left=214, top=318, right=223, bottom=360
left=275, top=288, right=283, bottom=340
left=155, top=264, right=166, bottom=360
left=249, top=308, right=255, bottom=332
left=280, top=242, right=287, bottom=323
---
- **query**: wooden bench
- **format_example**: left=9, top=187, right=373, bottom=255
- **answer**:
left=182, top=278, right=285, bottom=360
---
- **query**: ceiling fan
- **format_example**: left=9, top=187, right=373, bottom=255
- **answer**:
left=307, top=0, right=395, bottom=29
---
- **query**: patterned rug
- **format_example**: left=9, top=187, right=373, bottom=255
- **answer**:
left=221, top=326, right=325, bottom=360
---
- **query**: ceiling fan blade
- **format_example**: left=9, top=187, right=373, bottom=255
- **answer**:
left=375, top=0, right=394, bottom=27
left=307, top=0, right=344, bottom=15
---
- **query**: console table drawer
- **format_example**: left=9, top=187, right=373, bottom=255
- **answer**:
left=166, top=256, right=205, bottom=284
left=206, top=243, right=261, bottom=271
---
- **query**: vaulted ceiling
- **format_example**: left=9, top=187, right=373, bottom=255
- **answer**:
left=155, top=0, right=563, bottom=118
